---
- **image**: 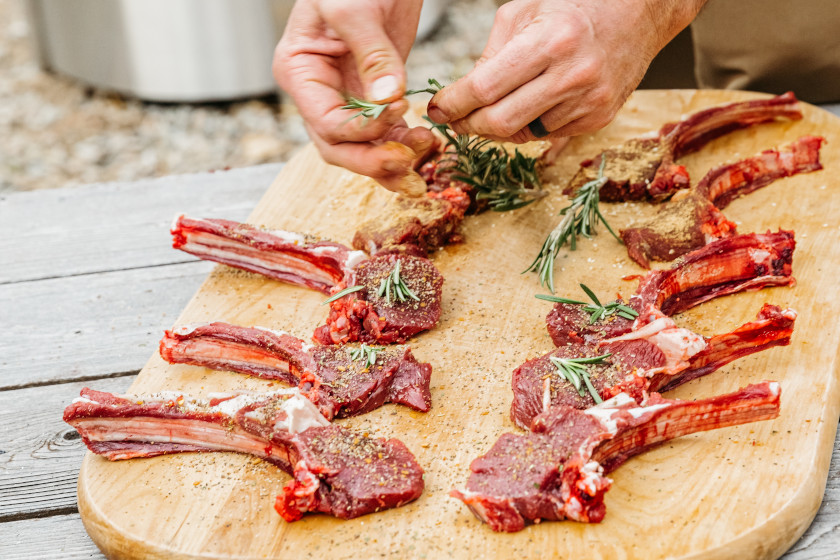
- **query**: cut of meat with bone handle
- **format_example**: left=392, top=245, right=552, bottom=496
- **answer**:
left=516, top=232, right=798, bottom=428
left=512, top=305, right=794, bottom=428
left=453, top=382, right=780, bottom=532
left=315, top=252, right=444, bottom=345
left=64, top=387, right=425, bottom=521
left=565, top=92, right=802, bottom=202
left=633, top=230, right=795, bottom=316
left=171, top=215, right=445, bottom=345
left=620, top=136, right=823, bottom=268
left=171, top=214, right=367, bottom=294
left=159, top=322, right=432, bottom=420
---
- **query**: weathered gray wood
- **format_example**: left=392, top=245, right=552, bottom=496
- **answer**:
left=0, top=377, right=133, bottom=521
left=0, top=261, right=214, bottom=389
left=0, top=513, right=105, bottom=559
left=0, top=164, right=279, bottom=284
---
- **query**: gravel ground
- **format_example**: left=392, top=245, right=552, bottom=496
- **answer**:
left=0, top=0, right=497, bottom=192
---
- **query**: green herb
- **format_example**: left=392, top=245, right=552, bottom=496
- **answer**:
left=321, top=285, right=365, bottom=305
left=341, top=79, right=443, bottom=122
left=349, top=343, right=384, bottom=368
left=428, top=120, right=545, bottom=211
left=535, top=283, right=639, bottom=323
left=377, top=260, right=419, bottom=304
left=523, top=157, right=620, bottom=292
left=549, top=353, right=610, bottom=404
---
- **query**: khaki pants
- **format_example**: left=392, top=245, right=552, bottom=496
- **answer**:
left=692, top=0, right=840, bottom=103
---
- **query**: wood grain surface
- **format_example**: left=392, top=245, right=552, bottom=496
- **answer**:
left=76, top=91, right=840, bottom=560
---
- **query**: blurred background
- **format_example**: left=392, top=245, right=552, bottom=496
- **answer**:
left=0, top=0, right=695, bottom=193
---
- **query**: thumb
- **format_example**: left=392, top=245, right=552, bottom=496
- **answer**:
left=320, top=4, right=406, bottom=103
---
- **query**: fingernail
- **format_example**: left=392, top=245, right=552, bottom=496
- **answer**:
left=427, top=104, right=449, bottom=124
left=369, top=75, right=400, bottom=103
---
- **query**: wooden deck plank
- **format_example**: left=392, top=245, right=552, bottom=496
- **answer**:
left=0, top=514, right=105, bottom=559
left=0, top=377, right=133, bottom=521
left=0, top=164, right=278, bottom=284
left=0, top=261, right=213, bottom=389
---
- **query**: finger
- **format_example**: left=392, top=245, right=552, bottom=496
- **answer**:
left=383, top=125, right=436, bottom=157
left=319, top=1, right=409, bottom=103
left=284, top=56, right=411, bottom=144
left=446, top=72, right=569, bottom=139
left=427, top=29, right=551, bottom=124
left=306, top=123, right=422, bottom=189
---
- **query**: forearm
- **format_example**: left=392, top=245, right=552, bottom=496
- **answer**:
left=643, top=0, right=709, bottom=51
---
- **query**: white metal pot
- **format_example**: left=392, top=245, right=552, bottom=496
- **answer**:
left=26, top=0, right=445, bottom=103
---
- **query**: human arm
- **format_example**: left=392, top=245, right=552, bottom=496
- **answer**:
left=272, top=0, right=434, bottom=194
left=427, top=0, right=709, bottom=144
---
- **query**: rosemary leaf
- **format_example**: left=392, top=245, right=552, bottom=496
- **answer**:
left=549, top=353, right=610, bottom=403
left=535, top=284, right=639, bottom=324
left=524, top=157, right=620, bottom=292
left=377, top=260, right=419, bottom=304
left=349, top=343, right=385, bottom=368
left=322, top=285, right=365, bottom=305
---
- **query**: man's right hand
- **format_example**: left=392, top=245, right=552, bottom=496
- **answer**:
left=272, top=0, right=435, bottom=194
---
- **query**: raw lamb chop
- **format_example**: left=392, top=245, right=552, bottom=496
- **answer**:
left=171, top=215, right=445, bottom=344
left=352, top=187, right=470, bottom=255
left=452, top=381, right=780, bottom=532
left=315, top=251, right=444, bottom=345
left=620, top=136, right=824, bottom=267
left=64, top=387, right=425, bottom=521
left=159, top=322, right=432, bottom=419
left=565, top=92, right=802, bottom=202
left=512, top=231, right=796, bottom=428
left=171, top=214, right=367, bottom=294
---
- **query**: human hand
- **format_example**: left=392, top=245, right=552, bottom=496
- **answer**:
left=273, top=0, right=435, bottom=194
left=427, top=0, right=707, bottom=144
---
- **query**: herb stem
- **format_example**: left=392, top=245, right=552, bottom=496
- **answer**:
left=536, top=284, right=639, bottom=324
left=523, top=158, right=620, bottom=292
left=322, top=285, right=365, bottom=305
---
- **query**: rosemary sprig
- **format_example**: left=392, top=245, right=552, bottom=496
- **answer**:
left=341, top=79, right=444, bottom=122
left=428, top=120, right=544, bottom=212
left=349, top=343, right=384, bottom=368
left=341, top=97, right=390, bottom=121
left=377, top=260, right=420, bottom=304
left=535, top=283, right=639, bottom=324
left=523, top=157, right=620, bottom=292
left=549, top=353, right=610, bottom=404
left=321, top=285, right=365, bottom=305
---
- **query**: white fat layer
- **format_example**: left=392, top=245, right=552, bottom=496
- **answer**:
left=595, top=393, right=636, bottom=409
left=628, top=403, right=669, bottom=418
left=749, top=248, right=772, bottom=265
left=602, top=315, right=706, bottom=375
left=344, top=250, right=369, bottom=270
left=582, top=407, right=621, bottom=435
left=577, top=461, right=604, bottom=496
left=769, top=381, right=781, bottom=396
left=172, top=323, right=210, bottom=336
left=254, top=326, right=292, bottom=338
left=265, top=229, right=309, bottom=245
left=78, top=388, right=327, bottom=433
left=179, top=241, right=334, bottom=286
left=171, top=213, right=186, bottom=232
left=269, top=393, right=330, bottom=433
left=300, top=342, right=314, bottom=353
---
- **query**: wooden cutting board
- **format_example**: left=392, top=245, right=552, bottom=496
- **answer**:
left=77, top=90, right=840, bottom=560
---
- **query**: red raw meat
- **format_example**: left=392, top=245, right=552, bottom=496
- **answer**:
left=620, top=136, right=823, bottom=267
left=64, top=388, right=424, bottom=521
left=512, top=232, right=797, bottom=428
left=160, top=322, right=432, bottom=419
left=453, top=382, right=780, bottom=532
left=353, top=187, right=470, bottom=255
left=314, top=252, right=444, bottom=345
left=171, top=215, right=367, bottom=294
left=565, top=92, right=802, bottom=202
left=171, top=216, right=445, bottom=344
